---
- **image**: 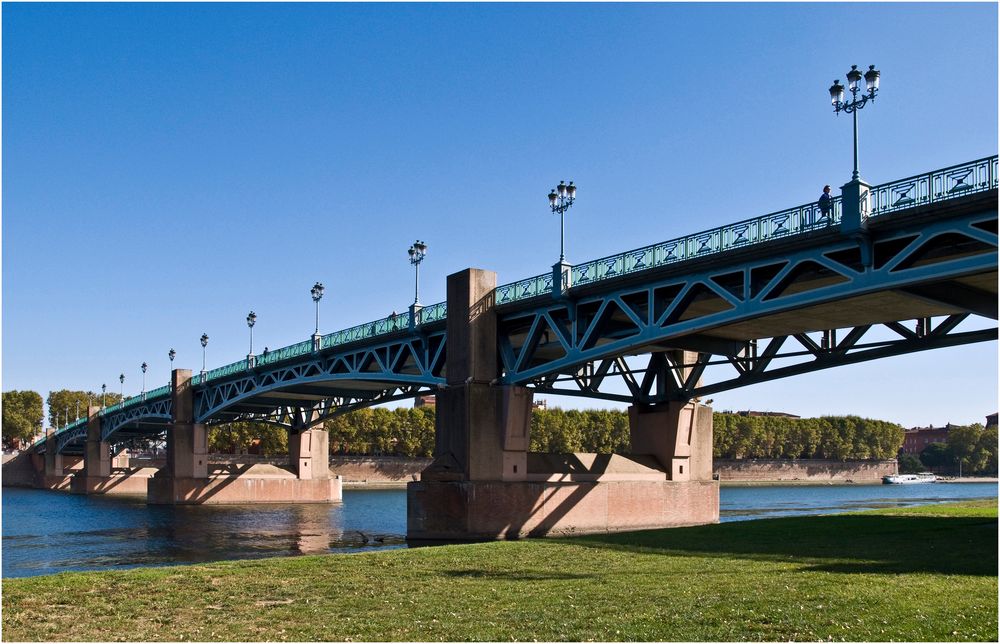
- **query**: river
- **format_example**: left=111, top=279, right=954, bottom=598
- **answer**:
left=2, top=482, right=996, bottom=578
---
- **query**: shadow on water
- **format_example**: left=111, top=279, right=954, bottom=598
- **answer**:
left=564, top=513, right=998, bottom=577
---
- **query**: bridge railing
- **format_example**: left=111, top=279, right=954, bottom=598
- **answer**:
left=495, top=199, right=842, bottom=304
left=255, top=339, right=314, bottom=368
left=417, top=301, right=447, bottom=325
left=868, top=155, right=998, bottom=218
left=494, top=154, right=998, bottom=304
left=496, top=272, right=555, bottom=306
left=145, top=384, right=171, bottom=400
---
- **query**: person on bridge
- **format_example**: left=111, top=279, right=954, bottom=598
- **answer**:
left=818, top=185, right=833, bottom=218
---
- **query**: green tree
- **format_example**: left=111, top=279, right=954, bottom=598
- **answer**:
left=46, top=389, right=120, bottom=428
left=208, top=422, right=288, bottom=456
left=897, top=452, right=923, bottom=474
left=947, top=424, right=985, bottom=474
left=2, top=390, right=44, bottom=447
left=919, top=442, right=950, bottom=469
left=976, top=426, right=998, bottom=476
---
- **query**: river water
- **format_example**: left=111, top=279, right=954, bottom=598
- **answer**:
left=2, top=482, right=996, bottom=578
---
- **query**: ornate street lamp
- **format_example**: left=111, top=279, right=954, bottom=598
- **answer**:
left=246, top=311, right=257, bottom=356
left=200, top=333, right=209, bottom=374
left=141, top=362, right=148, bottom=397
left=168, top=348, right=176, bottom=377
left=101, top=383, right=107, bottom=407
left=407, top=240, right=428, bottom=306
left=829, top=64, right=880, bottom=181
left=548, top=180, right=577, bottom=263
left=119, top=373, right=125, bottom=401
left=311, top=282, right=325, bottom=336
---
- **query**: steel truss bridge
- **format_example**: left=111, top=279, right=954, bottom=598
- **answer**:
left=42, top=156, right=998, bottom=456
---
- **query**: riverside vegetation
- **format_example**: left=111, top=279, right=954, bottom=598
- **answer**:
left=2, top=500, right=996, bottom=641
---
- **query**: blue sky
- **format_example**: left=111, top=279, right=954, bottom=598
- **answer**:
left=3, top=3, right=997, bottom=428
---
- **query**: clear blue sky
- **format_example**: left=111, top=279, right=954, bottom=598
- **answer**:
left=3, top=3, right=997, bottom=428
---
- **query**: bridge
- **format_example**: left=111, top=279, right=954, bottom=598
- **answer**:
left=31, top=155, right=998, bottom=539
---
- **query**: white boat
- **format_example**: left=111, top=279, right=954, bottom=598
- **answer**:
left=883, top=472, right=937, bottom=484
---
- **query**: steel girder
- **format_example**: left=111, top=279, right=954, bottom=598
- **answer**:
left=192, top=329, right=446, bottom=428
left=99, top=395, right=173, bottom=443
left=497, top=199, right=997, bottom=403
left=55, top=423, right=89, bottom=454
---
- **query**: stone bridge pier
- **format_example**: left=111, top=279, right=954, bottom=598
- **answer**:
left=407, top=268, right=718, bottom=540
left=40, top=430, right=82, bottom=490
left=148, top=369, right=341, bottom=504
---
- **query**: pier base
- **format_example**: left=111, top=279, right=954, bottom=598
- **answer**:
left=70, top=467, right=158, bottom=496
left=147, top=464, right=342, bottom=505
left=409, top=453, right=718, bottom=540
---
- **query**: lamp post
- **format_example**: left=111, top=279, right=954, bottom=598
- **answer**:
left=101, top=383, right=107, bottom=407
left=200, top=333, right=209, bottom=375
left=168, top=348, right=176, bottom=375
left=75, top=400, right=80, bottom=421
left=829, top=65, right=880, bottom=182
left=407, top=240, right=428, bottom=306
left=547, top=180, right=577, bottom=263
left=119, top=373, right=125, bottom=402
left=246, top=311, right=256, bottom=356
left=141, top=362, right=148, bottom=397
left=311, top=282, right=325, bottom=336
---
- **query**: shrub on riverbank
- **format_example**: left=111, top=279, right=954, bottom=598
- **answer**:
left=2, top=500, right=995, bottom=641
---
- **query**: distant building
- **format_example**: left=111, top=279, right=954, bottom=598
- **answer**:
left=986, top=413, right=997, bottom=429
left=532, top=399, right=548, bottom=410
left=901, top=425, right=951, bottom=455
left=414, top=395, right=436, bottom=408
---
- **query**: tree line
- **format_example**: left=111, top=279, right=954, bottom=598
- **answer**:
left=10, top=388, right=987, bottom=468
left=205, top=407, right=907, bottom=461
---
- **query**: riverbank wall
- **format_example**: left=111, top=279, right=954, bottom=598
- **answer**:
left=330, top=456, right=898, bottom=486
left=714, top=458, right=897, bottom=483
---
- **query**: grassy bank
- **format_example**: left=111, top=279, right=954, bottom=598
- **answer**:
left=3, top=500, right=996, bottom=642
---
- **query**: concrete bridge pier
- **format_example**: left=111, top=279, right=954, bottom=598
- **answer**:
left=70, top=406, right=109, bottom=494
left=287, top=413, right=342, bottom=502
left=148, top=369, right=340, bottom=504
left=407, top=268, right=719, bottom=541
left=40, top=430, right=82, bottom=490
left=69, top=406, right=155, bottom=496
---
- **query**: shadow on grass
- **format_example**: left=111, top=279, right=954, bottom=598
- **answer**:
left=562, top=513, right=997, bottom=576
left=442, top=569, right=595, bottom=581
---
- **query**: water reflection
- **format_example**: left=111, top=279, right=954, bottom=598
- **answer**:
left=2, top=488, right=406, bottom=578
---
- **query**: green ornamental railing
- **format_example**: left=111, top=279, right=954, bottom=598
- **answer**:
left=495, top=155, right=998, bottom=304
left=417, top=301, right=447, bottom=325
left=868, top=155, right=997, bottom=217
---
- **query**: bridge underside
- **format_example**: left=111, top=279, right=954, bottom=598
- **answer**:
left=198, top=379, right=436, bottom=429
left=500, top=193, right=997, bottom=404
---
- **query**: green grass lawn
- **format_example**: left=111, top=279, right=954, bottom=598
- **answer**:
left=3, top=500, right=996, bottom=642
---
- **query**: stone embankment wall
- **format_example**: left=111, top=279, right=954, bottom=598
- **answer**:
left=1, top=451, right=38, bottom=487
left=329, top=456, right=432, bottom=483
left=714, top=458, right=896, bottom=482
left=332, top=456, right=897, bottom=483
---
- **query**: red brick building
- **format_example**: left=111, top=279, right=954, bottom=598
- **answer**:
left=901, top=425, right=951, bottom=455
